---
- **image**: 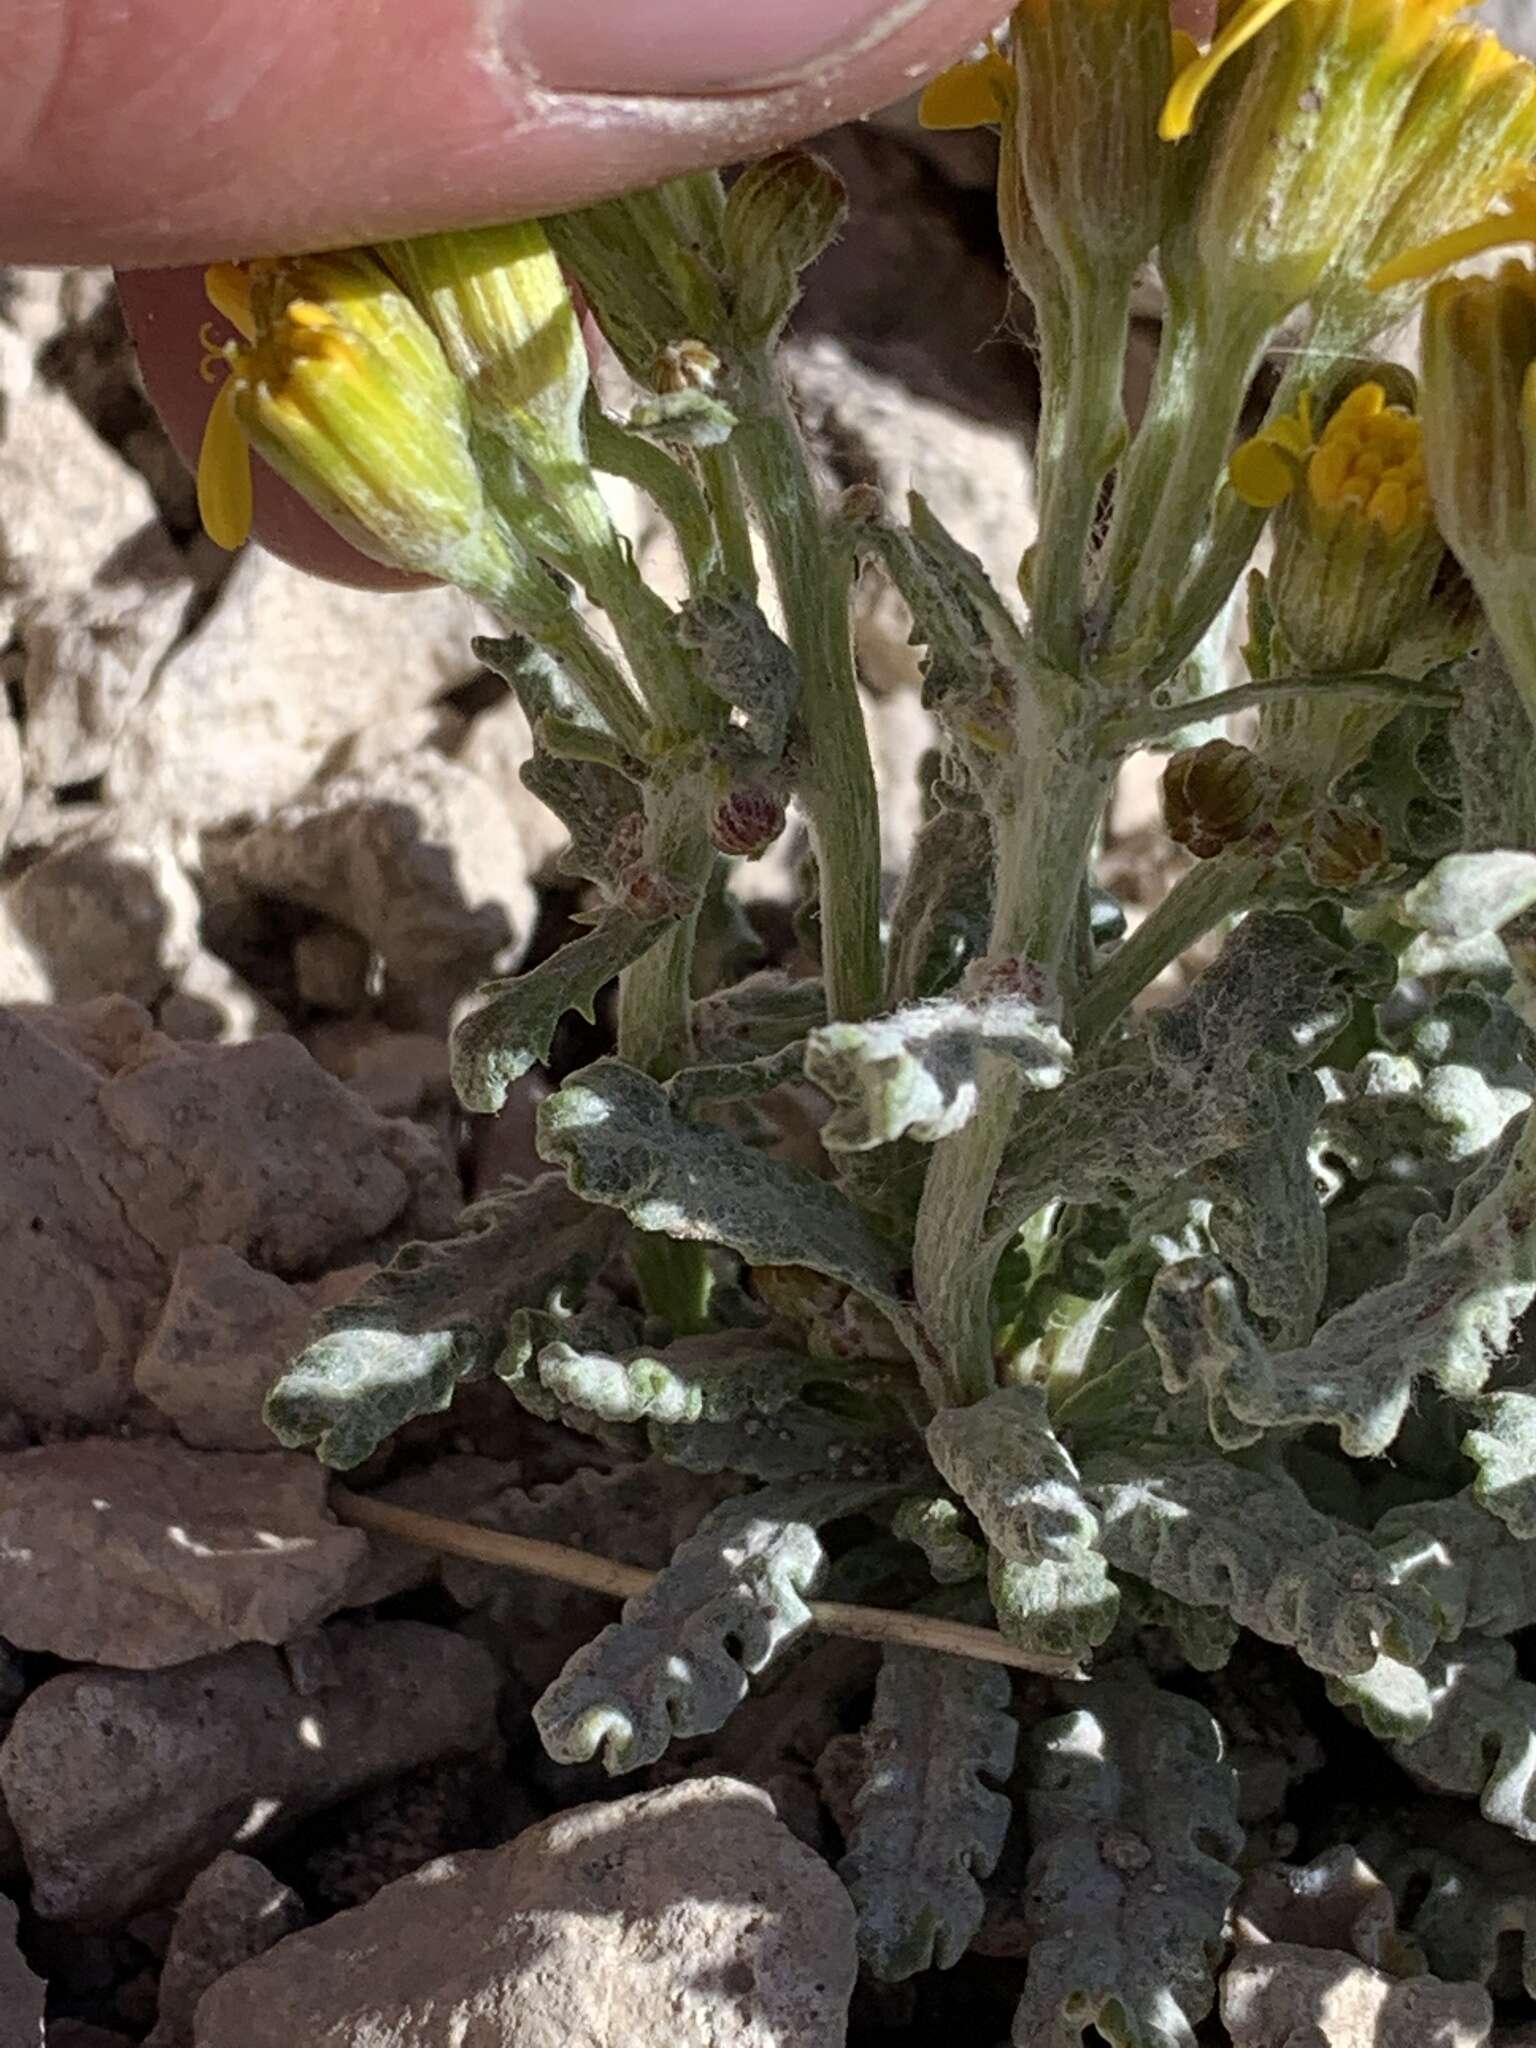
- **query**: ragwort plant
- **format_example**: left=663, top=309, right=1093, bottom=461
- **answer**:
left=197, top=0, right=1536, bottom=2034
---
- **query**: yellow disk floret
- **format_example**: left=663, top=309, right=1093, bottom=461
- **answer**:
left=1305, top=382, right=1430, bottom=537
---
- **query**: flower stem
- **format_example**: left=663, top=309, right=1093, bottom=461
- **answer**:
left=735, top=379, right=884, bottom=1023
left=697, top=444, right=758, bottom=595
left=1074, top=848, right=1270, bottom=1049
left=1096, top=671, right=1461, bottom=755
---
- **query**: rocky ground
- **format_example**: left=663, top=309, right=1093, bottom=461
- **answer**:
left=5, top=72, right=1535, bottom=2048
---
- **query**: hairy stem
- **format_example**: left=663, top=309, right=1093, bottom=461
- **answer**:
left=735, top=379, right=884, bottom=1023
left=1075, top=848, right=1270, bottom=1049
left=697, top=443, right=758, bottom=595
left=1097, top=671, right=1461, bottom=755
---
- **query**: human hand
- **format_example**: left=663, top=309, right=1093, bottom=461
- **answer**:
left=7, top=0, right=1212, bottom=585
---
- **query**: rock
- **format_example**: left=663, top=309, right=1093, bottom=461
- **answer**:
left=0, top=1619, right=502, bottom=1922
left=0, top=381, right=191, bottom=797
left=0, top=707, right=21, bottom=857
left=134, top=1247, right=321, bottom=1452
left=1222, top=1942, right=1492, bottom=2048
left=202, top=752, right=538, bottom=1029
left=302, top=1021, right=451, bottom=1119
left=291, top=923, right=373, bottom=1012
left=453, top=692, right=571, bottom=881
left=192, top=1777, right=858, bottom=2048
left=1236, top=1848, right=1421, bottom=1977
left=0, top=1437, right=367, bottom=1667
left=337, top=1457, right=520, bottom=1609
left=0, top=1897, right=45, bottom=2048
left=107, top=549, right=479, bottom=831
left=46, top=2028, right=133, bottom=2048
left=145, top=1855, right=304, bottom=2048
left=91, top=1026, right=457, bottom=1272
left=295, top=1751, right=527, bottom=1915
left=0, top=827, right=202, bottom=1007
left=0, top=1002, right=453, bottom=1430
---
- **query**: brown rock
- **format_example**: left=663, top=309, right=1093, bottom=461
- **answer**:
left=0, top=1619, right=502, bottom=1922
left=0, top=1437, right=366, bottom=1667
left=193, top=1777, right=857, bottom=2048
left=135, top=1247, right=318, bottom=1452
left=0, top=1897, right=45, bottom=2048
left=146, top=1854, right=304, bottom=2048
left=0, top=828, right=202, bottom=1008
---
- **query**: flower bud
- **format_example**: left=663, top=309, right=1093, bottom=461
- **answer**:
left=722, top=153, right=848, bottom=347
left=709, top=787, right=787, bottom=860
left=1010, top=0, right=1180, bottom=285
left=199, top=252, right=520, bottom=594
left=617, top=863, right=697, bottom=924
left=1302, top=804, right=1393, bottom=890
left=1163, top=739, right=1279, bottom=858
left=380, top=224, right=589, bottom=479
left=652, top=340, right=723, bottom=395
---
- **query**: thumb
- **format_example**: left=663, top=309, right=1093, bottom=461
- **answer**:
left=4, top=0, right=1004, bottom=266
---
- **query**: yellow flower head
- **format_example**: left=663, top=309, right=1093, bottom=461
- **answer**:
left=380, top=223, right=589, bottom=478
left=917, top=41, right=1015, bottom=129
left=1161, top=0, right=1477, bottom=331
left=1238, top=380, right=1445, bottom=675
left=197, top=250, right=517, bottom=594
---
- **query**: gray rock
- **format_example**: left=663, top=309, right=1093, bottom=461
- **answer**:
left=145, top=1855, right=304, bottom=2048
left=0, top=1897, right=44, bottom=2048
left=193, top=1776, right=857, bottom=2048
left=1222, top=1942, right=1492, bottom=2048
left=0, top=828, right=203, bottom=1008
left=0, top=1619, right=501, bottom=1922
left=0, top=1437, right=366, bottom=1667
left=134, top=1247, right=323, bottom=1452
left=106, top=549, right=479, bottom=832
left=202, top=752, right=538, bottom=1030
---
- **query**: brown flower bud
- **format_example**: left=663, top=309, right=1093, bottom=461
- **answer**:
left=1302, top=805, right=1393, bottom=892
left=617, top=862, right=695, bottom=923
left=652, top=339, right=722, bottom=395
left=1163, top=740, right=1275, bottom=860
left=722, top=151, right=848, bottom=345
left=709, top=787, right=786, bottom=859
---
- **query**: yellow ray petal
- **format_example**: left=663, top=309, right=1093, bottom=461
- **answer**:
left=196, top=377, right=254, bottom=550
left=1230, top=436, right=1302, bottom=508
left=1159, top=0, right=1300, bottom=141
left=918, top=49, right=1013, bottom=130
left=204, top=263, right=256, bottom=341
left=1370, top=192, right=1536, bottom=290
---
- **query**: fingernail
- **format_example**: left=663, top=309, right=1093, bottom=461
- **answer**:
left=503, top=0, right=919, bottom=94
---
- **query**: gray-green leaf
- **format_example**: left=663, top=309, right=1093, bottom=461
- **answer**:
left=1013, top=1680, right=1242, bottom=2048
left=840, top=1645, right=1017, bottom=1980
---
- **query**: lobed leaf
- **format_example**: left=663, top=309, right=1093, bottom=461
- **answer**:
left=1013, top=1680, right=1242, bottom=2048
left=676, top=589, right=799, bottom=760
left=1085, top=1446, right=1435, bottom=1678
left=1374, top=1489, right=1536, bottom=1642
left=451, top=912, right=664, bottom=1114
left=840, top=1645, right=1017, bottom=1980
left=1463, top=1389, right=1536, bottom=1539
left=536, top=1058, right=906, bottom=1308
left=806, top=991, right=1070, bottom=1152
left=264, top=1178, right=621, bottom=1468
left=533, top=1482, right=887, bottom=1772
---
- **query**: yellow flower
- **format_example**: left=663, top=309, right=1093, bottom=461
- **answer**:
left=196, top=250, right=519, bottom=595
left=1240, top=379, right=1446, bottom=679
left=379, top=224, right=589, bottom=477
left=917, top=42, right=1014, bottom=129
left=1372, top=167, right=1536, bottom=288
left=1160, top=0, right=1472, bottom=330
left=1161, top=0, right=1462, bottom=142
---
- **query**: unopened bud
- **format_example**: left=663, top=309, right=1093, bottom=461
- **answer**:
left=1302, top=805, right=1393, bottom=891
left=722, top=151, right=848, bottom=345
left=652, top=340, right=723, bottom=395
left=709, top=787, right=786, bottom=859
left=1163, top=739, right=1276, bottom=860
left=617, top=863, right=695, bottom=924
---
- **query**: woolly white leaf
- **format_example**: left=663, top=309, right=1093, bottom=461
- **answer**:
left=806, top=992, right=1070, bottom=1151
left=1375, top=1490, right=1536, bottom=1642
left=1086, top=1447, right=1435, bottom=1677
left=929, top=1387, right=1119, bottom=1657
left=534, top=1483, right=884, bottom=1773
left=451, top=911, right=663, bottom=1113
left=1333, top=1636, right=1536, bottom=1842
left=265, top=1179, right=619, bottom=1469
left=537, top=1058, right=906, bottom=1309
left=1464, top=1389, right=1536, bottom=1539
left=840, top=1645, right=1017, bottom=1980
left=1013, top=1681, right=1242, bottom=2048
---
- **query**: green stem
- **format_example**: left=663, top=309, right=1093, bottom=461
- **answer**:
left=697, top=444, right=758, bottom=595
left=616, top=910, right=714, bottom=1332
left=913, top=691, right=1111, bottom=1408
left=536, top=611, right=650, bottom=757
left=1029, top=272, right=1133, bottom=674
left=1096, top=671, right=1461, bottom=756
left=735, top=378, right=884, bottom=1023
left=1074, top=849, right=1269, bottom=1049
